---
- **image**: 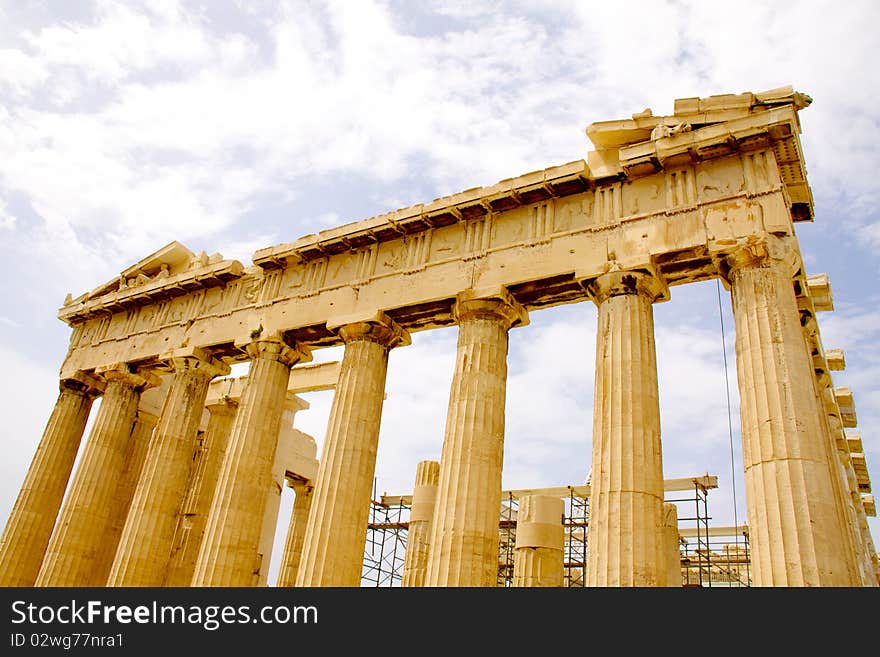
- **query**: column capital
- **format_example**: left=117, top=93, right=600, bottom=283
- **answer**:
left=452, top=288, right=529, bottom=328
left=243, top=338, right=311, bottom=367
left=60, top=371, right=105, bottom=397
left=160, top=347, right=231, bottom=379
left=711, top=233, right=799, bottom=281
left=95, top=363, right=161, bottom=392
left=586, top=265, right=668, bottom=305
left=288, top=479, right=314, bottom=496
left=205, top=395, right=239, bottom=417
left=331, top=311, right=410, bottom=348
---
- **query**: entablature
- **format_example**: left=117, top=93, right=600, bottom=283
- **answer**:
left=252, top=87, right=812, bottom=272
left=57, top=87, right=825, bottom=383
left=59, top=241, right=244, bottom=324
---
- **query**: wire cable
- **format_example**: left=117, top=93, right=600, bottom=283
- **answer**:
left=715, top=278, right=741, bottom=575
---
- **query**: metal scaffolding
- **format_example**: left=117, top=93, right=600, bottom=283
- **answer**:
left=673, top=479, right=751, bottom=587
left=361, top=490, right=409, bottom=587
left=361, top=475, right=748, bottom=587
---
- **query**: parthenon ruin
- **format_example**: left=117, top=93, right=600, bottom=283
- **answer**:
left=0, top=86, right=876, bottom=587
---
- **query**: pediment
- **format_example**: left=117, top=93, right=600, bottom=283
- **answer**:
left=60, top=241, right=244, bottom=322
left=83, top=241, right=200, bottom=301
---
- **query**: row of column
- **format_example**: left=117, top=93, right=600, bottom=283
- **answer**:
left=0, top=341, right=319, bottom=587
left=0, top=233, right=871, bottom=587
left=284, top=238, right=865, bottom=588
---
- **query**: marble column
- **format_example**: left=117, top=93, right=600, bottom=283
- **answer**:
left=401, top=460, right=440, bottom=587
left=297, top=313, right=409, bottom=587
left=585, top=268, right=667, bottom=587
left=834, top=430, right=878, bottom=587
left=192, top=338, right=309, bottom=586
left=0, top=374, right=102, bottom=586
left=845, top=465, right=878, bottom=587
left=164, top=396, right=238, bottom=586
left=92, top=408, right=158, bottom=584
left=276, top=482, right=313, bottom=587
left=821, top=400, right=872, bottom=586
left=725, top=238, right=856, bottom=586
left=661, top=503, right=681, bottom=587
left=108, top=352, right=229, bottom=586
left=425, top=291, right=527, bottom=587
left=512, top=495, right=564, bottom=587
left=36, top=366, right=157, bottom=586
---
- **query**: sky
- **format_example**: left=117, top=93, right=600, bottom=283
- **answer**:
left=0, top=0, right=878, bottom=586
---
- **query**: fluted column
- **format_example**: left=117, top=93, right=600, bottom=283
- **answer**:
left=585, top=268, right=667, bottom=587
left=401, top=460, right=440, bottom=587
left=425, top=291, right=527, bottom=587
left=91, top=408, right=158, bottom=584
left=36, top=366, right=157, bottom=586
left=0, top=374, right=102, bottom=586
left=725, top=238, right=856, bottom=586
left=165, top=397, right=238, bottom=586
left=821, top=400, right=873, bottom=586
left=833, top=428, right=878, bottom=587
left=192, top=338, right=309, bottom=586
left=512, top=495, right=564, bottom=587
left=297, top=313, right=409, bottom=587
left=108, top=351, right=229, bottom=586
left=276, top=482, right=313, bottom=587
left=845, top=463, right=877, bottom=587
left=661, top=503, right=681, bottom=587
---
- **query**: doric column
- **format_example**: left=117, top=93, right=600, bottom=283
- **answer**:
left=108, top=350, right=229, bottom=586
left=276, top=482, right=313, bottom=587
left=192, top=338, right=309, bottom=586
left=512, top=495, right=564, bottom=587
left=661, top=503, right=681, bottom=587
left=723, top=237, right=856, bottom=586
left=844, top=462, right=877, bottom=587
left=821, top=398, right=872, bottom=586
left=585, top=267, right=667, bottom=587
left=36, top=366, right=157, bottom=586
left=425, top=290, right=527, bottom=587
left=0, top=373, right=102, bottom=586
left=401, top=460, right=440, bottom=587
left=297, top=313, right=409, bottom=586
left=164, top=397, right=238, bottom=586
left=830, top=425, right=877, bottom=587
left=91, top=408, right=158, bottom=584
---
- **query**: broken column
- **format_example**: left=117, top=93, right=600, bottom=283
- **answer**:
left=512, top=495, right=564, bottom=587
left=0, top=373, right=102, bottom=586
left=584, top=267, right=667, bottom=587
left=425, top=290, right=527, bottom=587
left=661, top=503, right=681, bottom=587
left=36, top=365, right=157, bottom=586
left=297, top=313, right=409, bottom=586
left=723, top=237, right=857, bottom=586
left=401, top=460, right=440, bottom=587
left=276, top=482, right=313, bottom=587
left=192, top=337, right=309, bottom=586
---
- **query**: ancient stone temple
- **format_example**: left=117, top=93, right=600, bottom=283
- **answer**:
left=0, top=86, right=876, bottom=587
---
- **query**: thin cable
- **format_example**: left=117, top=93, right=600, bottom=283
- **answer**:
left=715, top=278, right=740, bottom=564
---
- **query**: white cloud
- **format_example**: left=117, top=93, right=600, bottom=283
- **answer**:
left=0, top=198, right=15, bottom=229
left=0, top=347, right=60, bottom=526
left=0, top=48, right=48, bottom=97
